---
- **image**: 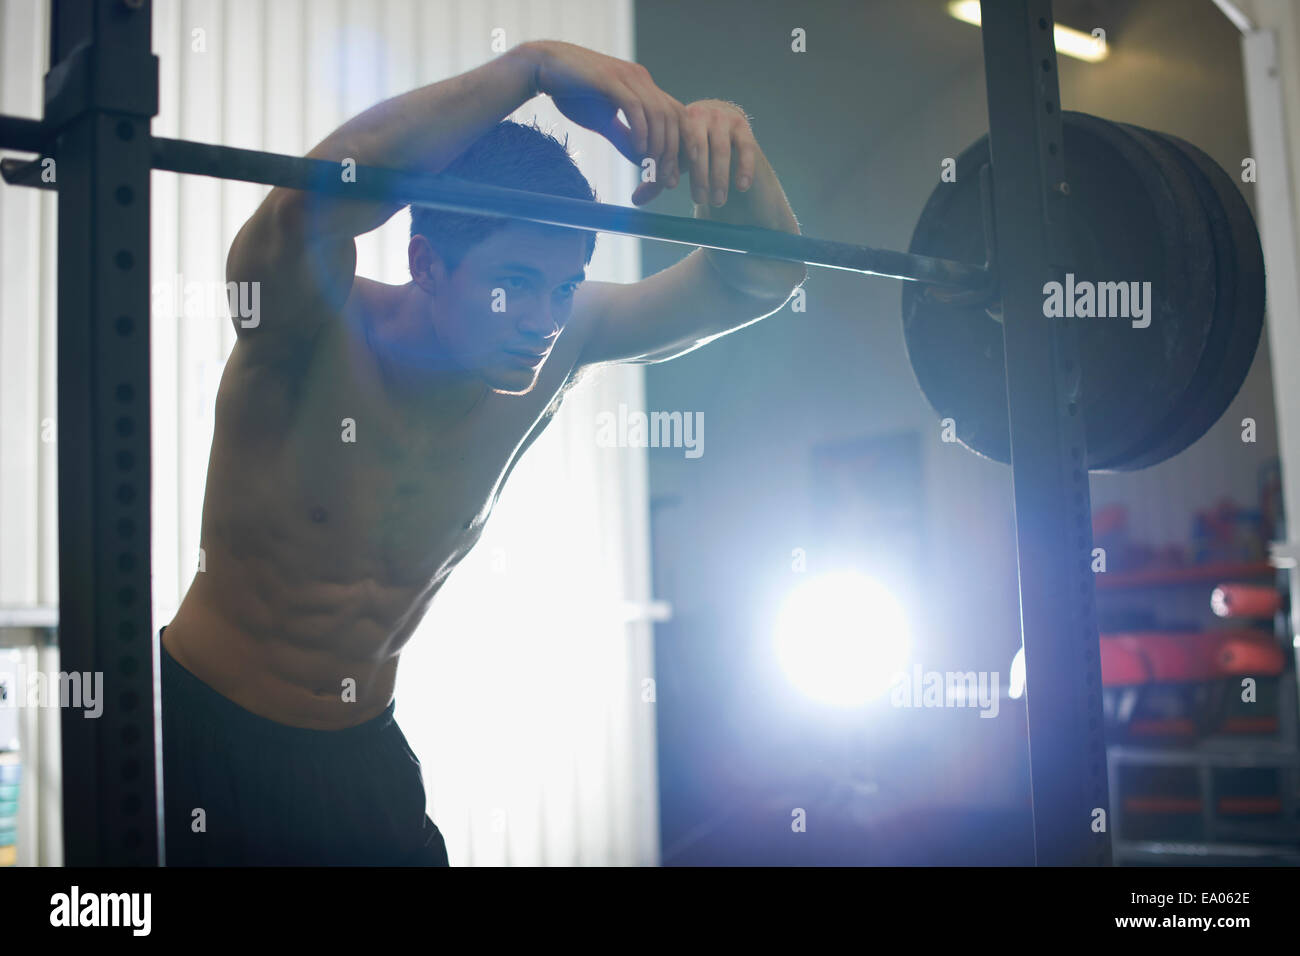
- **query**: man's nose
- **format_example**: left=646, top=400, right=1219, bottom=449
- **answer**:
left=517, top=307, right=559, bottom=340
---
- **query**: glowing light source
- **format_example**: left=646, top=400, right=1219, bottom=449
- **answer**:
left=773, top=571, right=911, bottom=708
left=947, top=1, right=1109, bottom=63
left=1009, top=644, right=1026, bottom=699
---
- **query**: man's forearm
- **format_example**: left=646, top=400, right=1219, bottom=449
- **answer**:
left=274, top=46, right=540, bottom=240
left=687, top=103, right=807, bottom=301
left=697, top=151, right=806, bottom=301
left=326, top=48, right=537, bottom=183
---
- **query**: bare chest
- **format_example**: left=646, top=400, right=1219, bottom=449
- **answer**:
left=278, top=343, right=554, bottom=587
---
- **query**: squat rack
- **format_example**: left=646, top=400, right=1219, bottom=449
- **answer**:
left=0, top=0, right=1108, bottom=866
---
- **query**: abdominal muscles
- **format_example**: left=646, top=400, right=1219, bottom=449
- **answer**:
left=174, top=391, right=515, bottom=726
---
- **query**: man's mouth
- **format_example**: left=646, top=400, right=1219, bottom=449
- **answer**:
left=505, top=348, right=547, bottom=366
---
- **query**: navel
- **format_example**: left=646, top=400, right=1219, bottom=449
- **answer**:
left=309, top=506, right=329, bottom=524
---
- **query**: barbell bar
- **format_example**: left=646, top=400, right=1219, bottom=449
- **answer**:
left=0, top=112, right=992, bottom=292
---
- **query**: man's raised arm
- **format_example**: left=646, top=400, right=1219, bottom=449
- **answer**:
left=226, top=41, right=683, bottom=365
left=225, top=50, right=530, bottom=363
left=575, top=99, right=807, bottom=369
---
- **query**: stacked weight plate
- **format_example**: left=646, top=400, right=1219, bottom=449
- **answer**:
left=1099, top=126, right=1266, bottom=469
left=900, top=110, right=1264, bottom=472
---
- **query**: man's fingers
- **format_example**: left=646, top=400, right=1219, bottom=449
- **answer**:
left=601, top=110, right=639, bottom=165
left=662, top=99, right=682, bottom=188
left=707, top=121, right=732, bottom=206
left=614, top=86, right=649, bottom=160
left=734, top=130, right=757, bottom=192
left=631, top=178, right=667, bottom=206
left=646, top=97, right=667, bottom=176
left=625, top=75, right=668, bottom=176
left=681, top=111, right=710, bottom=205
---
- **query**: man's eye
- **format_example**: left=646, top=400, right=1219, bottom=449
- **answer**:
left=556, top=283, right=578, bottom=298
left=503, top=277, right=529, bottom=290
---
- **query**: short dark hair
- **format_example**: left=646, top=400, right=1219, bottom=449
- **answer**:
left=410, top=119, right=598, bottom=272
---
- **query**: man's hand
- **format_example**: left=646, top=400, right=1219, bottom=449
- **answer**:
left=634, top=99, right=757, bottom=208
left=520, top=40, right=683, bottom=195
left=518, top=44, right=803, bottom=301
left=672, top=100, right=806, bottom=300
left=519, top=46, right=764, bottom=215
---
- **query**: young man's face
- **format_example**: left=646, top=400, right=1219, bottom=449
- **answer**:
left=424, top=223, right=588, bottom=396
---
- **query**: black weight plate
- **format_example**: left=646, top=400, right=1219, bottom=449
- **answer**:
left=901, top=111, right=1216, bottom=469
left=1092, top=121, right=1222, bottom=473
left=1115, top=130, right=1264, bottom=470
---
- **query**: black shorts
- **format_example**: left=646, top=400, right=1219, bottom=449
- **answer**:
left=160, top=628, right=449, bottom=866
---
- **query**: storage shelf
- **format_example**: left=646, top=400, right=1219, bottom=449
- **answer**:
left=1109, top=743, right=1300, bottom=767
left=1096, top=561, right=1275, bottom=591
left=1115, top=839, right=1300, bottom=864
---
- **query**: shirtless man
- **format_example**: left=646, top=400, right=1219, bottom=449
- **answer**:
left=159, top=40, right=804, bottom=865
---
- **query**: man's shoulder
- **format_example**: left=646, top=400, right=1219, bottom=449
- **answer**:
left=566, top=278, right=620, bottom=371
left=214, top=280, right=382, bottom=440
left=346, top=276, right=402, bottom=329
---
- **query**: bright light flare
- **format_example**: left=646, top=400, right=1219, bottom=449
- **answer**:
left=773, top=571, right=911, bottom=708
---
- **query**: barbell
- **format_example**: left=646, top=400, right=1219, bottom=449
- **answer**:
left=0, top=110, right=1264, bottom=472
